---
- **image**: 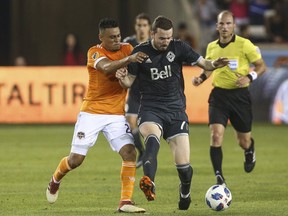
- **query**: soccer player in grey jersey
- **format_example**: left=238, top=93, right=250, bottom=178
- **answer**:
left=116, top=15, right=228, bottom=211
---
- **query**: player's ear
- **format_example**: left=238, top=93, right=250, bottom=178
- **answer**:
left=150, top=30, right=154, bottom=38
left=99, top=33, right=103, bottom=42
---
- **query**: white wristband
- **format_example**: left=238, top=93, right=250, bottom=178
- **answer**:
left=249, top=71, right=258, bottom=81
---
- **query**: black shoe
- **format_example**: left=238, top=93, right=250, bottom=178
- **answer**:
left=178, top=184, right=191, bottom=210
left=215, top=171, right=226, bottom=186
left=244, top=139, right=256, bottom=173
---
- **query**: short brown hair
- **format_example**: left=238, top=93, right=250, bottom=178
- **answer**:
left=151, top=16, right=173, bottom=32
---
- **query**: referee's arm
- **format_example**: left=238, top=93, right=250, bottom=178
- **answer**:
left=236, top=58, right=267, bottom=87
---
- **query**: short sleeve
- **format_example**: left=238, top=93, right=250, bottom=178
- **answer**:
left=87, top=47, right=107, bottom=69
left=243, top=39, right=262, bottom=63
left=205, top=43, right=213, bottom=60
left=176, top=41, right=201, bottom=65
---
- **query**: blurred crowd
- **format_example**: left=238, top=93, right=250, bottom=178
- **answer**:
left=191, top=0, right=288, bottom=55
left=14, top=0, right=288, bottom=66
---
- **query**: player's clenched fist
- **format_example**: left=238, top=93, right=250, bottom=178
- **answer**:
left=129, top=52, right=148, bottom=63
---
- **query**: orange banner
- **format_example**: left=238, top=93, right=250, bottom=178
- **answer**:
left=0, top=66, right=211, bottom=123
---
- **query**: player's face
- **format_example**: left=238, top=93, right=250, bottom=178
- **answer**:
left=216, top=14, right=235, bottom=39
left=151, top=28, right=173, bottom=51
left=135, top=19, right=150, bottom=40
left=99, top=27, right=121, bottom=52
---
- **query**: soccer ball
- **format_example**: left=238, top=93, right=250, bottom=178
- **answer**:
left=205, top=184, right=232, bottom=211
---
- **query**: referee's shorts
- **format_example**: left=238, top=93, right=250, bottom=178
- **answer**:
left=208, top=87, right=252, bottom=133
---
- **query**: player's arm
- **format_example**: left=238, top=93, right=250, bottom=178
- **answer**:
left=236, top=58, right=267, bottom=87
left=96, top=51, right=148, bottom=75
left=196, top=57, right=229, bottom=71
left=192, top=70, right=213, bottom=86
left=115, top=68, right=136, bottom=89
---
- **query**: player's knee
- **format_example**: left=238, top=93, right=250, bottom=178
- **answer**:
left=211, top=132, right=223, bottom=146
left=67, top=155, right=85, bottom=169
left=119, top=144, right=136, bottom=161
left=237, top=137, right=251, bottom=149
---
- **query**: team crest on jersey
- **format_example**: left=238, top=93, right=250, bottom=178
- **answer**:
left=92, top=52, right=99, bottom=60
left=77, top=131, right=85, bottom=139
left=166, top=51, right=175, bottom=62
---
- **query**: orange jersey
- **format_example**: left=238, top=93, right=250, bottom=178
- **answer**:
left=80, top=43, right=133, bottom=115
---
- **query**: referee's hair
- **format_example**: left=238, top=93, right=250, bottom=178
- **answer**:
left=99, top=18, right=119, bottom=34
left=217, top=10, right=235, bottom=23
left=151, top=15, right=173, bottom=32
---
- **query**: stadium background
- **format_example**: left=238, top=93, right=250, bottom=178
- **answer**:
left=0, top=0, right=288, bottom=124
left=1, top=1, right=288, bottom=215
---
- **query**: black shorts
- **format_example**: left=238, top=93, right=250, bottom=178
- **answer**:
left=208, top=87, right=252, bottom=133
left=125, top=93, right=140, bottom=116
left=138, top=109, right=189, bottom=140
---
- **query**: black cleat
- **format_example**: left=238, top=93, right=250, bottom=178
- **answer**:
left=244, top=139, right=256, bottom=173
left=178, top=184, right=191, bottom=210
left=215, top=171, right=226, bottom=186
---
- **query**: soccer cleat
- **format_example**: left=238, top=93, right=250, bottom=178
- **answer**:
left=46, top=177, right=60, bottom=204
left=178, top=184, right=191, bottom=210
left=244, top=140, right=256, bottom=173
left=117, top=200, right=146, bottom=213
left=139, top=176, right=156, bottom=201
left=215, top=171, right=226, bottom=186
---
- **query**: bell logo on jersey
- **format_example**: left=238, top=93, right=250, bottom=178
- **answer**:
left=150, top=65, right=172, bottom=80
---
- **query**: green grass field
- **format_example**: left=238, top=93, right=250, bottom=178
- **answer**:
left=0, top=124, right=288, bottom=216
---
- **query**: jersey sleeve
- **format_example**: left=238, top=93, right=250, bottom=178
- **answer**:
left=127, top=46, right=139, bottom=77
left=176, top=40, right=201, bottom=65
left=205, top=43, right=213, bottom=60
left=243, top=39, right=262, bottom=63
left=87, top=46, right=107, bottom=69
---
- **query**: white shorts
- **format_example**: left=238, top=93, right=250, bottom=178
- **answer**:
left=70, top=112, right=134, bottom=155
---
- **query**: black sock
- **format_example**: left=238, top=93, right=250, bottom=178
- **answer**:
left=132, top=128, right=144, bottom=155
left=246, top=138, right=254, bottom=151
left=210, top=146, right=223, bottom=176
left=177, top=164, right=193, bottom=196
left=143, top=135, right=160, bottom=182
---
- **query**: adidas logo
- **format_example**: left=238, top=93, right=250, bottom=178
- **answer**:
left=145, top=58, right=152, bottom=63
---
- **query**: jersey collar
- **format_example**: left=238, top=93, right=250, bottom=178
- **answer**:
left=217, top=34, right=236, bottom=48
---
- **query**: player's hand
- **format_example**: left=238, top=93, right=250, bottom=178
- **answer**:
left=115, top=68, right=128, bottom=80
left=236, top=76, right=250, bottom=87
left=129, top=52, right=148, bottom=63
left=192, top=77, right=203, bottom=86
left=213, top=57, right=229, bottom=68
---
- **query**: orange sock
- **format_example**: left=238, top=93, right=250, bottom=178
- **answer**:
left=53, top=156, right=72, bottom=182
left=120, top=161, right=136, bottom=201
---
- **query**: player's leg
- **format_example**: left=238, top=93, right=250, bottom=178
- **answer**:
left=126, top=114, right=145, bottom=168
left=104, top=116, right=145, bottom=213
left=235, top=131, right=255, bottom=172
left=168, top=134, right=192, bottom=210
left=229, top=88, right=255, bottom=173
left=209, top=123, right=226, bottom=185
left=125, top=92, right=145, bottom=168
left=138, top=121, right=162, bottom=201
left=208, top=88, right=229, bottom=185
left=46, top=112, right=101, bottom=204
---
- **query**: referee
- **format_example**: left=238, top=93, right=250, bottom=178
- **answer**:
left=193, top=10, right=266, bottom=186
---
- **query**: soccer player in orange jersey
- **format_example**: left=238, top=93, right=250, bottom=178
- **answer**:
left=46, top=18, right=148, bottom=213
